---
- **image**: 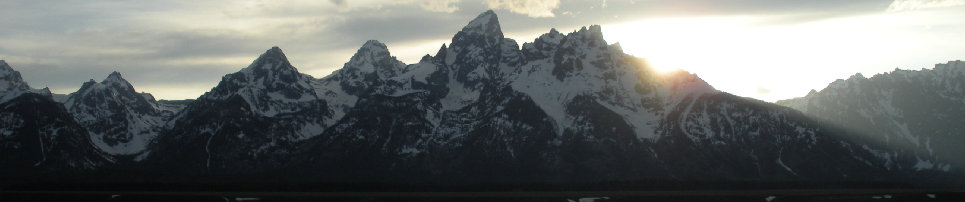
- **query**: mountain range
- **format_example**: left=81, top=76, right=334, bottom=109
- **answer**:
left=777, top=61, right=965, bottom=175
left=1, top=10, right=962, bottom=190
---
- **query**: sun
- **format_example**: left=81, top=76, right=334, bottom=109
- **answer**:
left=640, top=57, right=682, bottom=74
left=600, top=17, right=749, bottom=75
left=623, top=56, right=679, bottom=75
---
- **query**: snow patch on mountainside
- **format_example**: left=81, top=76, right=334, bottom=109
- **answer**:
left=512, top=26, right=688, bottom=139
left=440, top=76, right=481, bottom=111
left=776, top=154, right=799, bottom=176
left=513, top=61, right=570, bottom=134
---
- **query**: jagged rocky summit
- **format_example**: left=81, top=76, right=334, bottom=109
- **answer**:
left=64, top=72, right=165, bottom=157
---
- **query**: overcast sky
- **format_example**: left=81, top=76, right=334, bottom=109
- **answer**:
left=1, top=0, right=963, bottom=101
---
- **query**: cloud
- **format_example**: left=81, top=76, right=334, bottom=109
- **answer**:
left=0, top=28, right=262, bottom=97
left=329, top=0, right=347, bottom=10
left=419, top=0, right=461, bottom=12
left=485, top=0, right=560, bottom=18
left=326, top=0, right=461, bottom=13
left=887, top=0, right=965, bottom=11
left=326, top=13, right=460, bottom=44
left=0, top=0, right=943, bottom=101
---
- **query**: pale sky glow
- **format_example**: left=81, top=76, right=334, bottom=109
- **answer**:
left=601, top=8, right=965, bottom=101
left=1, top=0, right=963, bottom=102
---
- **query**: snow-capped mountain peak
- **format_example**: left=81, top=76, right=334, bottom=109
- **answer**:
left=1, top=60, right=15, bottom=74
left=256, top=46, right=287, bottom=63
left=343, top=40, right=404, bottom=79
left=353, top=40, right=391, bottom=60
left=449, top=10, right=505, bottom=53
left=198, top=46, right=320, bottom=118
left=104, top=71, right=127, bottom=83
left=64, top=71, right=164, bottom=156
left=434, top=44, right=448, bottom=59
left=166, top=46, right=331, bottom=151
left=0, top=60, right=44, bottom=103
left=102, top=71, right=139, bottom=97
left=521, top=28, right=565, bottom=61
left=0, top=60, right=13, bottom=72
left=66, top=72, right=154, bottom=112
left=936, top=60, right=965, bottom=70
left=357, top=40, right=389, bottom=54
left=1, top=60, right=30, bottom=92
left=239, top=46, right=299, bottom=80
left=312, top=41, right=408, bottom=124
left=461, top=10, right=502, bottom=39
left=153, top=47, right=334, bottom=169
left=559, top=25, right=605, bottom=44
